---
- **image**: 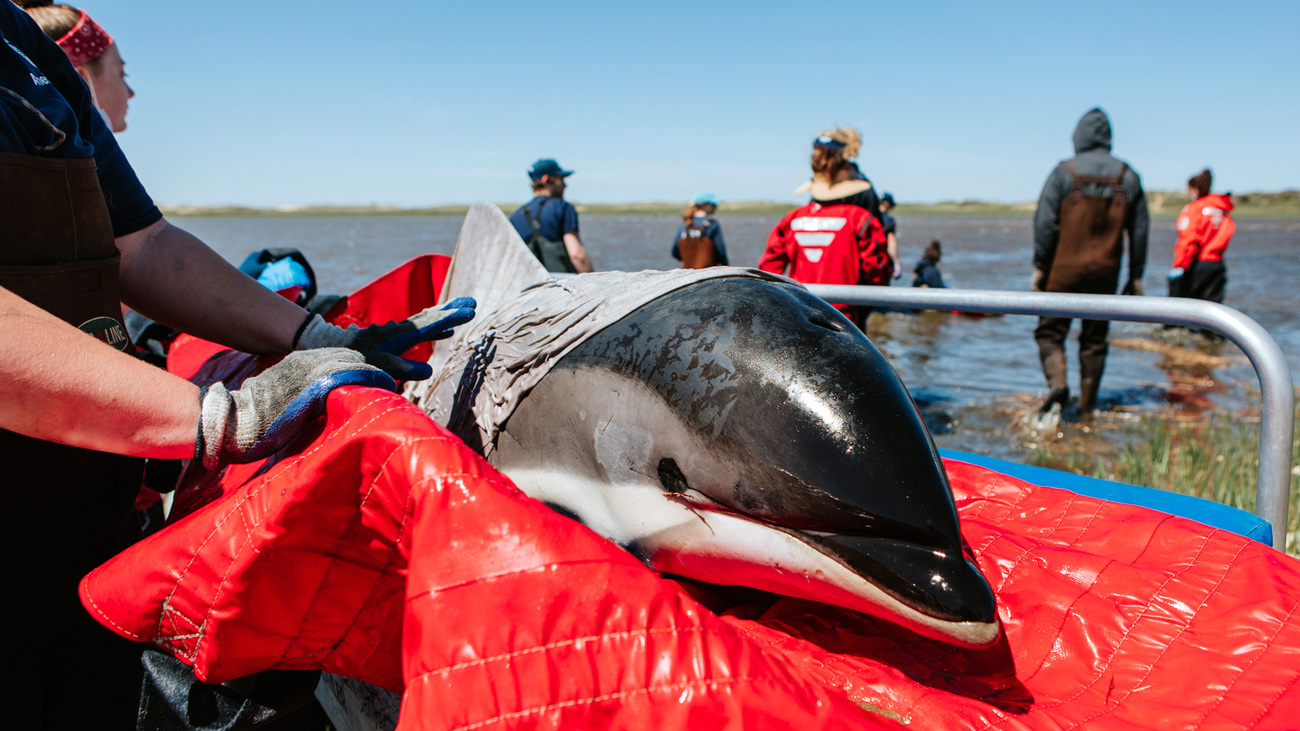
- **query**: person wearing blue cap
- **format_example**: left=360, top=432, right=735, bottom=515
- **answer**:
left=671, top=191, right=729, bottom=268
left=509, top=158, right=593, bottom=273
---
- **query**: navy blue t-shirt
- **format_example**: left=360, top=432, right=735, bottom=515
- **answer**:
left=0, top=4, right=159, bottom=236
left=912, top=259, right=946, bottom=288
left=510, top=195, right=579, bottom=243
left=880, top=212, right=897, bottom=237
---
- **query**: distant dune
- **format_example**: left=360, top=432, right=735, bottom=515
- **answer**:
left=160, top=190, right=1300, bottom=219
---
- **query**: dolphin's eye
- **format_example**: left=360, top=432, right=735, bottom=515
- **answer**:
left=806, top=309, right=845, bottom=333
left=657, top=457, right=690, bottom=494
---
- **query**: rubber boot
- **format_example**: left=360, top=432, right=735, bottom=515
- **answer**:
left=1077, top=377, right=1100, bottom=416
left=1037, top=348, right=1069, bottom=413
left=1077, top=352, right=1106, bottom=415
left=1076, top=318, right=1111, bottom=416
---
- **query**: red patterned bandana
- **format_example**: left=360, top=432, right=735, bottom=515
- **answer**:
left=56, top=10, right=114, bottom=66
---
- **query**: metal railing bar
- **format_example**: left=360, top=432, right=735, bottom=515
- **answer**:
left=804, top=284, right=1294, bottom=550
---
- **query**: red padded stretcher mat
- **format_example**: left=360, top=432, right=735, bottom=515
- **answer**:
left=84, top=253, right=1300, bottom=729
left=82, top=387, right=883, bottom=729
left=81, top=382, right=1300, bottom=730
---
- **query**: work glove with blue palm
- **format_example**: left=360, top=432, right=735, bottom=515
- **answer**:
left=197, top=348, right=396, bottom=470
left=292, top=297, right=477, bottom=381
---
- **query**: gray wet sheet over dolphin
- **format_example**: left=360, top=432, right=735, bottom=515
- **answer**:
left=406, top=202, right=791, bottom=454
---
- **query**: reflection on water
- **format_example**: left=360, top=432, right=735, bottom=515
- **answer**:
left=178, top=213, right=1299, bottom=463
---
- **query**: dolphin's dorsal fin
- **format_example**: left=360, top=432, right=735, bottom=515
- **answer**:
left=438, top=201, right=551, bottom=309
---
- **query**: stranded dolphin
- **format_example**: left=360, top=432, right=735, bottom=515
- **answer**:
left=407, top=203, right=998, bottom=648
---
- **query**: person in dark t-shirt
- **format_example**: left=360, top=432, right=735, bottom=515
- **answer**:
left=912, top=240, right=947, bottom=288
left=879, top=192, right=902, bottom=281
left=509, top=158, right=593, bottom=273
left=0, top=6, right=478, bottom=727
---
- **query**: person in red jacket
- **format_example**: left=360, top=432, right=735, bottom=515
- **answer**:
left=759, top=128, right=889, bottom=331
left=1169, top=168, right=1234, bottom=305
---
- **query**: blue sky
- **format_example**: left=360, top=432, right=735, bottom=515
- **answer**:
left=80, top=0, right=1299, bottom=207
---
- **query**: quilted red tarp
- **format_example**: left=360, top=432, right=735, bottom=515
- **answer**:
left=81, top=254, right=1300, bottom=729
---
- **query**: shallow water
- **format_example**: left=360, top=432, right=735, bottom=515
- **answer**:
left=179, top=214, right=1300, bottom=463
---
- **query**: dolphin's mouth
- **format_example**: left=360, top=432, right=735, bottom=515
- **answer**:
left=664, top=488, right=997, bottom=629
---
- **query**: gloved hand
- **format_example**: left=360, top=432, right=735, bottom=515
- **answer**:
left=256, top=258, right=312, bottom=292
left=1122, top=278, right=1144, bottom=296
left=197, top=348, right=396, bottom=470
left=293, top=297, right=477, bottom=381
left=1168, top=267, right=1185, bottom=280
left=1031, top=268, right=1047, bottom=292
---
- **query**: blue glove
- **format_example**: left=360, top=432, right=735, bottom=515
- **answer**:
left=198, top=348, right=396, bottom=470
left=256, top=258, right=312, bottom=292
left=293, top=297, right=477, bottom=381
left=1168, top=267, right=1185, bottom=280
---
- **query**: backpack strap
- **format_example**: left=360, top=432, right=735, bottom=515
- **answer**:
left=523, top=196, right=558, bottom=238
left=1111, top=163, right=1129, bottom=199
left=1064, top=160, right=1082, bottom=192
left=520, top=197, right=542, bottom=238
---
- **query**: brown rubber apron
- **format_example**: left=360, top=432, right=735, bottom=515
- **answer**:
left=677, top=232, right=718, bottom=269
left=0, top=150, right=143, bottom=635
left=1045, top=161, right=1129, bottom=294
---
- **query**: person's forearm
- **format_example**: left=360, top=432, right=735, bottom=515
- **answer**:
left=887, top=233, right=899, bottom=264
left=116, top=218, right=308, bottom=354
left=0, top=286, right=199, bottom=458
left=564, top=233, right=594, bottom=273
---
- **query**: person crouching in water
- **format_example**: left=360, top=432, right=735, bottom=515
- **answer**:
left=1169, top=169, right=1234, bottom=305
left=672, top=191, right=729, bottom=268
left=758, top=127, right=889, bottom=332
left=18, top=0, right=133, bottom=133
left=913, top=240, right=947, bottom=288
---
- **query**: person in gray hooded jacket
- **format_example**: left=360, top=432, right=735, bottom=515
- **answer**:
left=1030, top=108, right=1149, bottom=419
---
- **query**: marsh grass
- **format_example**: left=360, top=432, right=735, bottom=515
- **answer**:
left=1029, top=403, right=1300, bottom=556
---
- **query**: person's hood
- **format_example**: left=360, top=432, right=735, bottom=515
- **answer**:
left=1198, top=193, right=1235, bottom=212
left=1072, top=108, right=1112, bottom=154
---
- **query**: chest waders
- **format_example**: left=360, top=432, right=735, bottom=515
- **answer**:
left=1034, top=162, right=1130, bottom=415
left=0, top=150, right=145, bottom=729
left=521, top=198, right=579, bottom=274
left=677, top=220, right=718, bottom=269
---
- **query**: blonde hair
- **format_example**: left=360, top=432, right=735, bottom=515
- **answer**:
left=682, top=202, right=700, bottom=225
left=17, top=1, right=82, bottom=41
left=818, top=126, right=861, bottom=160
left=811, top=126, right=862, bottom=179
left=17, top=1, right=109, bottom=70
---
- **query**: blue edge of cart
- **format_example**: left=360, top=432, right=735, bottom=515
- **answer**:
left=940, top=449, right=1274, bottom=547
